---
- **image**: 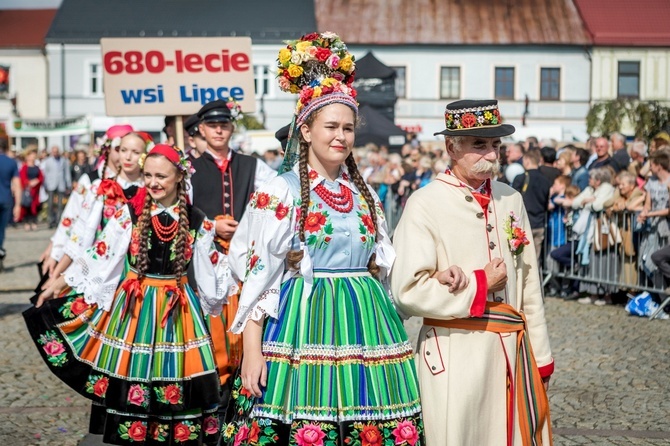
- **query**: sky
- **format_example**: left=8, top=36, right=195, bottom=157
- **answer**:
left=0, top=0, right=62, bottom=8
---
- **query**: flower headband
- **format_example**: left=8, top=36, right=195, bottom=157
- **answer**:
left=277, top=31, right=357, bottom=118
left=277, top=32, right=359, bottom=173
left=141, top=144, right=195, bottom=179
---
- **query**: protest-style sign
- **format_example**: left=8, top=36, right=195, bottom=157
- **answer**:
left=101, top=37, right=255, bottom=116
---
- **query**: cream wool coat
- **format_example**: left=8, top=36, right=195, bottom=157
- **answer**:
left=392, top=173, right=553, bottom=446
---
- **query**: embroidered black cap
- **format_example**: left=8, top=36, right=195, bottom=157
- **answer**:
left=434, top=99, right=515, bottom=138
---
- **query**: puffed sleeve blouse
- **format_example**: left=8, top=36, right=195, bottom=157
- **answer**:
left=228, top=164, right=395, bottom=333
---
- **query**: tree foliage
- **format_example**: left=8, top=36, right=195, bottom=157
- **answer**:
left=238, top=114, right=265, bottom=130
left=586, top=99, right=670, bottom=139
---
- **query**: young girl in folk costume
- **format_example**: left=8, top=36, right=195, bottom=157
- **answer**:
left=29, top=144, right=237, bottom=445
left=40, top=125, right=140, bottom=276
left=222, top=33, right=424, bottom=446
left=24, top=129, right=152, bottom=437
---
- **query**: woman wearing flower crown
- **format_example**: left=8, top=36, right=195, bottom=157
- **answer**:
left=27, top=144, right=237, bottom=445
left=221, top=32, right=424, bottom=446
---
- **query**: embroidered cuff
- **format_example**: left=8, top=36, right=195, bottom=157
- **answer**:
left=538, top=359, right=555, bottom=378
left=469, top=269, right=488, bottom=317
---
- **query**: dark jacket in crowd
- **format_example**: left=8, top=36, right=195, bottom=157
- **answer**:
left=512, top=168, right=551, bottom=229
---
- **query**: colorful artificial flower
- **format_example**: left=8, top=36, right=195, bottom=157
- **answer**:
left=276, top=32, right=357, bottom=113
left=504, top=211, right=530, bottom=256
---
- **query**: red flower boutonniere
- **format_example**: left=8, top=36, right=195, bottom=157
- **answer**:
left=504, top=212, right=530, bottom=256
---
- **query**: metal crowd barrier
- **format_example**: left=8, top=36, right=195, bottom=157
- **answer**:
left=541, top=209, right=670, bottom=320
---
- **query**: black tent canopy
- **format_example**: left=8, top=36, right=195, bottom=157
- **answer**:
left=354, top=52, right=396, bottom=79
left=355, top=105, right=406, bottom=150
left=353, top=52, right=398, bottom=122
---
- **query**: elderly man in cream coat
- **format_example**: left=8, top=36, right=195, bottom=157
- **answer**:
left=392, top=99, right=554, bottom=446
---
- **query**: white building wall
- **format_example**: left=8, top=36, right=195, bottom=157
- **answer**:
left=0, top=49, right=48, bottom=120
left=356, top=45, right=592, bottom=142
left=46, top=43, right=592, bottom=148
left=592, top=47, right=670, bottom=102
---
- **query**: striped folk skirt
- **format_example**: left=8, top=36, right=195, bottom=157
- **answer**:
left=25, top=271, right=222, bottom=445
left=222, top=269, right=424, bottom=446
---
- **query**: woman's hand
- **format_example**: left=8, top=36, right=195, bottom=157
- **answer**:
left=36, top=276, right=67, bottom=308
left=241, top=348, right=267, bottom=398
left=432, top=266, right=469, bottom=293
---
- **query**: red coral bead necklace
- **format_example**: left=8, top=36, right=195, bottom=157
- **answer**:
left=151, top=215, right=178, bottom=242
left=314, top=182, right=354, bottom=213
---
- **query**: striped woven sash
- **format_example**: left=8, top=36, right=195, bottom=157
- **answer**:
left=424, top=302, right=552, bottom=446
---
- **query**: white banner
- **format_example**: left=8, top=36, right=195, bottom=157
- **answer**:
left=101, top=37, right=256, bottom=116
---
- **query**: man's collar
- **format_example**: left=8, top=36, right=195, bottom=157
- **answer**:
left=443, top=168, right=489, bottom=193
left=204, top=148, right=232, bottom=161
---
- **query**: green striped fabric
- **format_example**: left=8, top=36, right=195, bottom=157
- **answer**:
left=256, top=274, right=422, bottom=422
left=60, top=278, right=216, bottom=382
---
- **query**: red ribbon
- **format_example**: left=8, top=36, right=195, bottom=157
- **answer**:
left=215, top=157, right=229, bottom=173
left=471, top=190, right=491, bottom=211
left=96, top=179, right=126, bottom=202
left=120, top=278, right=143, bottom=320
left=129, top=187, right=147, bottom=216
left=160, top=285, right=187, bottom=328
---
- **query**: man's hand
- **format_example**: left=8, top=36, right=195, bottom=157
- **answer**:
left=12, top=204, right=21, bottom=222
left=484, top=258, right=507, bottom=292
left=432, top=266, right=469, bottom=293
left=215, top=218, right=239, bottom=241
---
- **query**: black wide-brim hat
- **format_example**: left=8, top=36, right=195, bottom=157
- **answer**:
left=197, top=99, right=233, bottom=123
left=434, top=99, right=515, bottom=138
left=184, top=114, right=200, bottom=136
left=274, top=124, right=291, bottom=151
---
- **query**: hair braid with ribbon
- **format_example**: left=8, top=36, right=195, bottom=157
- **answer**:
left=345, top=152, right=380, bottom=276
left=286, top=135, right=312, bottom=271
left=134, top=190, right=154, bottom=278
left=171, top=182, right=191, bottom=278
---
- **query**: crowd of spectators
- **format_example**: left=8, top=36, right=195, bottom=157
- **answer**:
left=351, top=130, right=670, bottom=316
left=499, top=131, right=670, bottom=313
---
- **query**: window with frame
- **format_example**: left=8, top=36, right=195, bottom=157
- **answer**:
left=540, top=68, right=560, bottom=101
left=495, top=67, right=515, bottom=100
left=392, top=66, right=406, bottom=98
left=618, top=61, right=640, bottom=99
left=254, top=65, right=273, bottom=98
left=440, top=67, right=460, bottom=99
left=88, top=63, right=102, bottom=96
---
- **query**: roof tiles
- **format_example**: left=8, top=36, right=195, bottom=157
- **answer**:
left=573, top=0, right=670, bottom=46
left=0, top=9, right=57, bottom=48
left=316, top=0, right=591, bottom=45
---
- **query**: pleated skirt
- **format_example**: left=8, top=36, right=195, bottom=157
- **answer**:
left=222, top=269, right=424, bottom=446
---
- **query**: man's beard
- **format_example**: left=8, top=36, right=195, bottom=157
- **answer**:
left=471, top=159, right=501, bottom=176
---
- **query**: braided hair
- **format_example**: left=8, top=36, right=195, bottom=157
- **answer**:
left=286, top=108, right=380, bottom=276
left=134, top=153, right=189, bottom=278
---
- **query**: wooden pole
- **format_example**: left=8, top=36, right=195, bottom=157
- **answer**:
left=175, top=115, right=185, bottom=150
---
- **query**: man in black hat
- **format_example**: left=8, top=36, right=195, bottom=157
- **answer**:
left=189, top=99, right=275, bottom=396
left=191, top=99, right=276, bottom=232
left=392, top=99, right=554, bottom=445
left=184, top=114, right=206, bottom=160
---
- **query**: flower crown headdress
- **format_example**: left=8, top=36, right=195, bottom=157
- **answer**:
left=140, top=144, right=195, bottom=179
left=277, top=32, right=359, bottom=173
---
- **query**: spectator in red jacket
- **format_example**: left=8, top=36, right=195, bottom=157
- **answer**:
left=19, top=148, right=43, bottom=231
